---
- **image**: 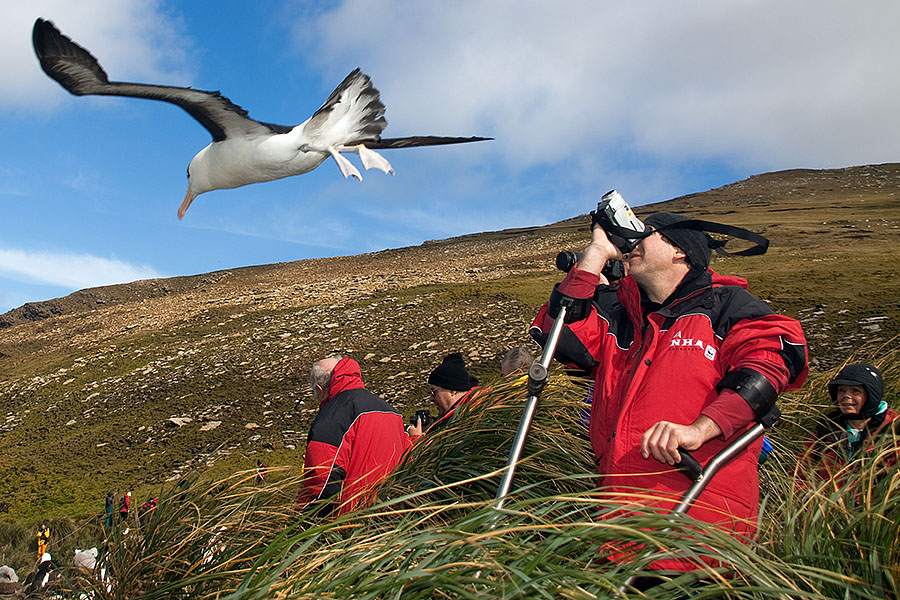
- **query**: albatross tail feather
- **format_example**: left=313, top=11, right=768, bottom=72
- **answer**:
left=355, top=136, right=493, bottom=149
left=302, top=69, right=387, bottom=146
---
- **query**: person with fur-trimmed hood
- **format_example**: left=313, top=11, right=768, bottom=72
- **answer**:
left=806, top=363, right=897, bottom=481
left=299, top=356, right=410, bottom=515
left=531, top=211, right=808, bottom=572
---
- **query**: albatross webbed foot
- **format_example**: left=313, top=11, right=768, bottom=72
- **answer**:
left=328, top=146, right=362, bottom=181
left=357, top=144, right=395, bottom=175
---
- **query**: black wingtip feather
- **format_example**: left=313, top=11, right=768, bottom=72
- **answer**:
left=32, top=17, right=110, bottom=92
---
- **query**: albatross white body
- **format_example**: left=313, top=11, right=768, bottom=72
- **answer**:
left=184, top=131, right=327, bottom=200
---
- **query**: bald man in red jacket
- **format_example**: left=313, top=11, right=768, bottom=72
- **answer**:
left=299, top=356, right=411, bottom=515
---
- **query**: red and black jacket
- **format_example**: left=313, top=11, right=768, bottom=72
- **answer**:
left=300, top=357, right=411, bottom=515
left=532, top=267, right=808, bottom=568
left=804, top=408, right=899, bottom=485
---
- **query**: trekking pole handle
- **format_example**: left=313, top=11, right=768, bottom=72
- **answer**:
left=675, top=406, right=780, bottom=483
left=675, top=449, right=703, bottom=482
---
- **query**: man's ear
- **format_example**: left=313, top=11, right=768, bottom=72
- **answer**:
left=672, top=246, right=687, bottom=261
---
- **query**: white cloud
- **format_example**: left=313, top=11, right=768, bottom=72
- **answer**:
left=0, top=247, right=161, bottom=289
left=298, top=0, right=900, bottom=172
left=0, top=0, right=191, bottom=111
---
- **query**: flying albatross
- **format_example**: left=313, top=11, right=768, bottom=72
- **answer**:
left=32, top=18, right=491, bottom=219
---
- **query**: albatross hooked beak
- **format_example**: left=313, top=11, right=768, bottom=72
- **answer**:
left=178, top=188, right=197, bottom=220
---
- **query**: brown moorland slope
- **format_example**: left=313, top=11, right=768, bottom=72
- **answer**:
left=0, top=163, right=897, bottom=521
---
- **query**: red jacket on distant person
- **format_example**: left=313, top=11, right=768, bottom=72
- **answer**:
left=804, top=408, right=899, bottom=485
left=299, top=357, right=410, bottom=515
left=532, top=267, right=808, bottom=569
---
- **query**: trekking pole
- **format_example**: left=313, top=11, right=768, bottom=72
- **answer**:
left=494, top=296, right=572, bottom=511
left=619, top=405, right=781, bottom=592
left=671, top=406, right=780, bottom=515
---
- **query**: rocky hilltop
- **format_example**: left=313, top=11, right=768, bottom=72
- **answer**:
left=1, top=164, right=898, bottom=521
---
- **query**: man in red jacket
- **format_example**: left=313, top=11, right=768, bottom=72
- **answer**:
left=532, top=212, right=808, bottom=570
left=299, top=356, right=411, bottom=515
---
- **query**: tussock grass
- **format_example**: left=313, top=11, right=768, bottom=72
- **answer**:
left=22, top=348, right=899, bottom=599
left=758, top=337, right=900, bottom=600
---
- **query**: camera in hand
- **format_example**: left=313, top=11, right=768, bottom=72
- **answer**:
left=410, top=409, right=435, bottom=432
left=555, top=251, right=626, bottom=281
left=590, top=189, right=647, bottom=254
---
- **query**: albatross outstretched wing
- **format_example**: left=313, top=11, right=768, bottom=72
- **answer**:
left=32, top=18, right=289, bottom=142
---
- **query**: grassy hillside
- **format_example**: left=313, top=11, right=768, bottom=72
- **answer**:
left=0, top=163, right=898, bottom=525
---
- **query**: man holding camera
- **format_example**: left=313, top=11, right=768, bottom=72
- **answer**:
left=531, top=209, right=808, bottom=570
left=407, top=353, right=480, bottom=438
left=299, top=356, right=410, bottom=515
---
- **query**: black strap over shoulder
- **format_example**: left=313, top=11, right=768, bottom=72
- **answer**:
left=548, top=284, right=593, bottom=323
left=716, top=368, right=778, bottom=419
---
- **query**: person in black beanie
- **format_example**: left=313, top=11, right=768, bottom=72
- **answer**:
left=642, top=212, right=713, bottom=270
left=806, top=363, right=897, bottom=481
left=408, top=353, right=479, bottom=437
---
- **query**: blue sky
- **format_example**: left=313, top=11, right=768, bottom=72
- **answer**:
left=2, top=1, right=899, bottom=313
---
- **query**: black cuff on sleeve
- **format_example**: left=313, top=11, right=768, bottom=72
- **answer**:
left=529, top=325, right=597, bottom=373
left=548, top=284, right=593, bottom=322
left=716, top=368, right=778, bottom=419
left=319, top=465, right=346, bottom=501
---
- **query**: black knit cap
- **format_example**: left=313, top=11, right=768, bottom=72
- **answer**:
left=828, top=363, right=884, bottom=418
left=643, top=212, right=713, bottom=270
left=429, top=353, right=478, bottom=392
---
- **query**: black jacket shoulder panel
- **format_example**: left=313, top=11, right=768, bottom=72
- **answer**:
left=592, top=285, right=624, bottom=314
left=592, top=287, right=634, bottom=349
left=308, top=388, right=399, bottom=448
left=659, top=285, right=773, bottom=338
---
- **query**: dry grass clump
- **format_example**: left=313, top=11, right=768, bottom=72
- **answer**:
left=36, top=349, right=900, bottom=598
